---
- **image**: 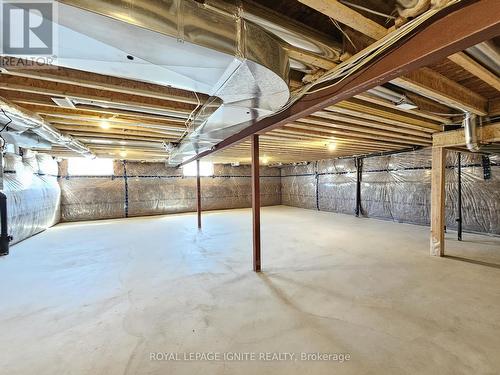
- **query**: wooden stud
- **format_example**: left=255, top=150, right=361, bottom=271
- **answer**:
left=430, top=146, right=446, bottom=257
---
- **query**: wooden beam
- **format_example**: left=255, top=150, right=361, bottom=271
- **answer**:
left=433, top=122, right=500, bottom=147
left=448, top=52, right=500, bottom=92
left=488, top=98, right=500, bottom=116
left=251, top=134, right=261, bottom=272
left=297, top=0, right=387, bottom=40
left=392, top=68, right=488, bottom=115
left=430, top=146, right=446, bottom=257
left=196, top=160, right=202, bottom=230
left=178, top=0, right=500, bottom=166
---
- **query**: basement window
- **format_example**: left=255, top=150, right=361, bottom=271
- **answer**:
left=67, top=158, right=113, bottom=176
left=182, top=161, right=214, bottom=177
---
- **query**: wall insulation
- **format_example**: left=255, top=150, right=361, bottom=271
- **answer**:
left=2, top=152, right=60, bottom=244
left=59, top=161, right=281, bottom=222
left=281, top=148, right=500, bottom=235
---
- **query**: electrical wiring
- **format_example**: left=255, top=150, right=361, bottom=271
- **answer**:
left=339, top=0, right=397, bottom=20
left=236, top=0, right=462, bottom=135
left=329, top=17, right=356, bottom=50
left=0, top=109, right=12, bottom=133
left=302, top=0, right=460, bottom=96
left=0, top=108, right=13, bottom=148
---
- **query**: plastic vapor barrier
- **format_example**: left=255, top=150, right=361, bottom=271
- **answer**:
left=281, top=148, right=500, bottom=235
left=60, top=161, right=281, bottom=222
left=281, top=163, right=317, bottom=210
left=446, top=152, right=499, bottom=234
left=361, top=148, right=433, bottom=225
left=3, top=152, right=60, bottom=244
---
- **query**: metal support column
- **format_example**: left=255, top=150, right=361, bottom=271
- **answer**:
left=251, top=134, right=261, bottom=272
left=355, top=157, right=363, bottom=217
left=457, top=152, right=462, bottom=241
left=196, top=159, right=202, bottom=230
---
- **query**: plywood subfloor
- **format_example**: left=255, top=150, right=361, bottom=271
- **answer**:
left=1, top=206, right=500, bottom=374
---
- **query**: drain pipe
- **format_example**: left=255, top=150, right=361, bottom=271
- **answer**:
left=464, top=112, right=481, bottom=152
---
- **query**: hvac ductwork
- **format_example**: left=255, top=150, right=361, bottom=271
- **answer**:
left=0, top=98, right=94, bottom=157
left=462, top=113, right=500, bottom=154
left=466, top=41, right=500, bottom=76
left=17, top=0, right=290, bottom=163
left=464, top=112, right=481, bottom=152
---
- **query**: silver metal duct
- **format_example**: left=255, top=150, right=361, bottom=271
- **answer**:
left=466, top=41, right=500, bottom=76
left=37, top=0, right=289, bottom=164
left=464, top=112, right=481, bottom=152
left=0, top=98, right=94, bottom=157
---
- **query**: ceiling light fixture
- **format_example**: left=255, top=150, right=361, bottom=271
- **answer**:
left=327, top=142, right=337, bottom=152
left=100, top=120, right=111, bottom=129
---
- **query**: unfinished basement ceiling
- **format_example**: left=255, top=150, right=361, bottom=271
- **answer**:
left=0, top=0, right=498, bottom=164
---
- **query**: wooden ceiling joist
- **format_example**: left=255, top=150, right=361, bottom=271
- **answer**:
left=179, top=0, right=499, bottom=166
left=0, top=75, right=197, bottom=115
left=1, top=66, right=206, bottom=105
left=447, top=52, right=500, bottom=92
left=297, top=0, right=387, bottom=40
left=392, top=67, right=489, bottom=115
left=298, top=0, right=494, bottom=116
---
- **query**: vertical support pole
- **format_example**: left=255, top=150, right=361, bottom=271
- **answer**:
left=355, top=157, right=363, bottom=217
left=0, top=149, right=4, bottom=191
left=430, top=146, right=446, bottom=256
left=457, top=152, right=462, bottom=241
left=251, top=134, right=261, bottom=272
left=196, top=159, right=202, bottom=230
left=122, top=160, right=129, bottom=218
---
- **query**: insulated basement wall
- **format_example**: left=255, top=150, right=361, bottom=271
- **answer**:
left=2, top=152, right=60, bottom=244
left=59, top=161, right=281, bottom=222
left=281, top=148, right=500, bottom=235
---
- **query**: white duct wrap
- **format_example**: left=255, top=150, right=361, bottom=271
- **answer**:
left=2, top=152, right=61, bottom=244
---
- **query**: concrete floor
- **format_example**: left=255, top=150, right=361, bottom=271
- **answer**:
left=1, top=206, right=500, bottom=375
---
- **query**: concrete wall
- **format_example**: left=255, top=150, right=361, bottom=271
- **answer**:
left=281, top=148, right=500, bottom=235
left=59, top=161, right=281, bottom=222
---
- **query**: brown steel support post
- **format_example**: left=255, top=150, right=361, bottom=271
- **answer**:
left=251, top=134, right=261, bottom=272
left=430, top=146, right=446, bottom=256
left=196, top=159, right=202, bottom=230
